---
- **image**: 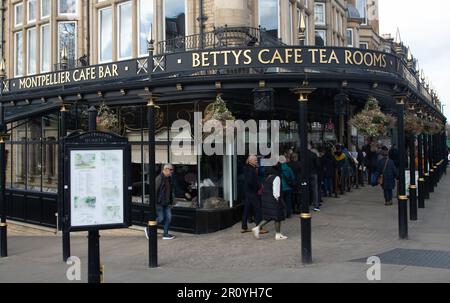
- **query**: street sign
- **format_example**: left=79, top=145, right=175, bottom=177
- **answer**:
left=64, top=131, right=132, bottom=232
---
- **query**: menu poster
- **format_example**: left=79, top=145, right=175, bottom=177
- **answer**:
left=70, top=149, right=124, bottom=227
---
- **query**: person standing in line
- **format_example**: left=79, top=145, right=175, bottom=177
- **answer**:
left=241, top=155, right=267, bottom=234
left=308, top=144, right=321, bottom=212
left=252, top=165, right=288, bottom=241
left=279, top=156, right=296, bottom=218
left=377, top=146, right=398, bottom=206
left=322, top=148, right=336, bottom=197
left=288, top=153, right=302, bottom=214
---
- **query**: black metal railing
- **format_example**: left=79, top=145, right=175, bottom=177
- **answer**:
left=157, top=26, right=284, bottom=54
left=53, top=55, right=90, bottom=71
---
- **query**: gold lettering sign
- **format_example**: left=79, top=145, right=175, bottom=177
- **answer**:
left=17, top=64, right=120, bottom=90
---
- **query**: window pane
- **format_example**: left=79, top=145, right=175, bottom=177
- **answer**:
left=314, top=3, right=325, bottom=25
left=139, top=0, right=153, bottom=56
left=99, top=7, right=112, bottom=62
left=59, top=0, right=77, bottom=14
left=58, top=22, right=77, bottom=63
left=259, top=0, right=279, bottom=39
left=118, top=2, right=132, bottom=59
left=15, top=4, right=23, bottom=26
left=15, top=31, right=23, bottom=76
left=41, top=25, right=51, bottom=72
left=27, top=28, right=37, bottom=75
left=165, top=0, right=186, bottom=40
left=315, top=30, right=325, bottom=46
left=42, top=0, right=51, bottom=18
left=28, top=0, right=36, bottom=21
left=356, top=0, right=367, bottom=24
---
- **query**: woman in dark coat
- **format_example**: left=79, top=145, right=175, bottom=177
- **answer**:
left=377, top=146, right=398, bottom=206
left=252, top=165, right=287, bottom=240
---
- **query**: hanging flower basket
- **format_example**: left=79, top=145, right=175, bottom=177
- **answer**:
left=203, top=94, right=236, bottom=138
left=404, top=112, right=424, bottom=135
left=349, top=97, right=396, bottom=138
left=423, top=120, right=443, bottom=135
left=97, top=103, right=119, bottom=133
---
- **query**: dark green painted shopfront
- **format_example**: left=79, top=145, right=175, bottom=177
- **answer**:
left=0, top=28, right=446, bottom=234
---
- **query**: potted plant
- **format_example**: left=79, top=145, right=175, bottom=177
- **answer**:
left=203, top=94, right=235, bottom=138
left=96, top=103, right=119, bottom=133
left=404, top=112, right=424, bottom=135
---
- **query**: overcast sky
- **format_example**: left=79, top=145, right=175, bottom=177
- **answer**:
left=379, top=0, right=450, bottom=119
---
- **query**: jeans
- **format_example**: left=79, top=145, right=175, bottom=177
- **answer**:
left=383, top=189, right=393, bottom=203
left=282, top=190, right=293, bottom=218
left=242, top=193, right=262, bottom=229
left=310, top=174, right=319, bottom=208
left=323, top=177, right=333, bottom=195
left=157, top=205, right=172, bottom=236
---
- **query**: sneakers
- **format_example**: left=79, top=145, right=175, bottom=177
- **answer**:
left=314, top=207, right=321, bottom=212
left=162, top=234, right=176, bottom=240
left=241, top=228, right=251, bottom=234
left=275, top=233, right=288, bottom=241
left=252, top=226, right=260, bottom=239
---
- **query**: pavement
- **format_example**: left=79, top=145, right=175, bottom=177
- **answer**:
left=1, top=174, right=450, bottom=283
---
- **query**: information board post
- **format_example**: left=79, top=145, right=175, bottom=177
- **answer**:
left=409, top=135, right=417, bottom=221
left=60, top=105, right=71, bottom=262
left=87, top=107, right=101, bottom=283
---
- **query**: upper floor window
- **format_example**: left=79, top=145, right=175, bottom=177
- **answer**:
left=315, top=30, right=326, bottom=46
left=58, top=22, right=77, bottom=63
left=138, top=0, right=153, bottom=57
left=59, top=0, right=77, bottom=15
left=314, top=3, right=325, bottom=26
left=359, top=42, right=368, bottom=49
left=164, top=0, right=186, bottom=41
left=15, top=3, right=24, bottom=27
left=346, top=29, right=353, bottom=47
left=118, top=1, right=132, bottom=60
left=41, top=0, right=51, bottom=19
left=41, top=24, right=51, bottom=72
left=356, top=0, right=367, bottom=25
left=99, top=7, right=112, bottom=63
left=259, top=0, right=280, bottom=39
left=28, top=0, right=37, bottom=23
left=14, top=31, right=24, bottom=77
left=27, top=27, right=37, bottom=75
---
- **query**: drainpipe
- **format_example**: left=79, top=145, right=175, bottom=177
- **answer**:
left=0, top=0, right=5, bottom=61
left=197, top=0, right=206, bottom=49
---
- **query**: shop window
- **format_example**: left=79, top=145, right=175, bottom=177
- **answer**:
left=259, top=0, right=280, bottom=39
left=5, top=143, right=12, bottom=188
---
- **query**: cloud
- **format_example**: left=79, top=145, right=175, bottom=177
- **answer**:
left=379, top=0, right=450, bottom=119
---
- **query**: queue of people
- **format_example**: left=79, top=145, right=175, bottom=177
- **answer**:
left=241, top=141, right=403, bottom=241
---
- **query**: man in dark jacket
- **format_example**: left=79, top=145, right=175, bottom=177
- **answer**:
left=377, top=147, right=398, bottom=206
left=154, top=164, right=176, bottom=240
left=242, top=155, right=265, bottom=233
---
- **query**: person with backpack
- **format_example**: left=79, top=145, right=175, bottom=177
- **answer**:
left=252, top=165, right=288, bottom=241
left=377, top=146, right=398, bottom=206
left=279, top=156, right=296, bottom=219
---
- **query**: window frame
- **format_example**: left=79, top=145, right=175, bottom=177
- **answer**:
left=258, top=0, right=281, bottom=39
left=58, top=0, right=78, bottom=16
left=27, top=0, right=37, bottom=23
left=359, top=42, right=369, bottom=49
left=14, top=31, right=24, bottom=77
left=40, top=23, right=51, bottom=73
left=117, top=1, right=133, bottom=61
left=346, top=28, right=353, bottom=47
left=14, top=3, right=24, bottom=27
left=163, top=0, right=189, bottom=42
left=314, top=2, right=326, bottom=26
left=137, top=0, right=154, bottom=57
left=41, top=0, right=51, bottom=19
left=98, top=6, right=113, bottom=63
left=27, top=27, right=37, bottom=75
left=57, top=21, right=78, bottom=64
left=315, top=29, right=326, bottom=46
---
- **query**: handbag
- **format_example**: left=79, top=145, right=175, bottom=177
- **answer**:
left=377, top=159, right=389, bottom=186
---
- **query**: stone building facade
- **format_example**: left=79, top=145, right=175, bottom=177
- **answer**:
left=0, top=0, right=386, bottom=78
